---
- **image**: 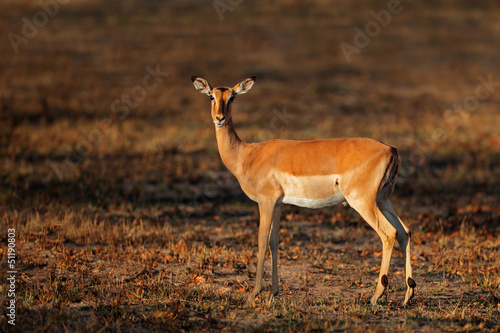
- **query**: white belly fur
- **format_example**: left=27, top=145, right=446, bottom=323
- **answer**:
left=276, top=173, right=346, bottom=209
left=280, top=192, right=345, bottom=209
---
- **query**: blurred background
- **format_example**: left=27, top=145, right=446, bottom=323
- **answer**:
left=1, top=1, right=500, bottom=331
left=1, top=0, right=499, bottom=229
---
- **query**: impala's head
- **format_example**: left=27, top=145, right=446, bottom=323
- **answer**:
left=191, top=76, right=256, bottom=127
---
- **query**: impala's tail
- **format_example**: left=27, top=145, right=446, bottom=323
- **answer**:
left=379, top=146, right=400, bottom=197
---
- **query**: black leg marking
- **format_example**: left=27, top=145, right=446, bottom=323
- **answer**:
left=381, top=275, right=388, bottom=287
left=408, top=277, right=416, bottom=288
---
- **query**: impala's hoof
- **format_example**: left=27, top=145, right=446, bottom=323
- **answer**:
left=402, top=278, right=416, bottom=306
left=246, top=297, right=256, bottom=308
left=266, top=292, right=277, bottom=306
left=401, top=295, right=413, bottom=307
left=247, top=290, right=260, bottom=307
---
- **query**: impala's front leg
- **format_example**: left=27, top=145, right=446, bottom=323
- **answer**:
left=247, top=200, right=274, bottom=305
left=267, top=206, right=281, bottom=304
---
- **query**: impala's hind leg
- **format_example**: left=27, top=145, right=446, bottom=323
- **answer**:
left=346, top=195, right=398, bottom=305
left=267, top=206, right=281, bottom=304
left=378, top=196, right=415, bottom=306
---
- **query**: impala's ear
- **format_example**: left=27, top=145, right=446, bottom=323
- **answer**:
left=233, top=76, right=256, bottom=95
left=191, top=76, right=212, bottom=96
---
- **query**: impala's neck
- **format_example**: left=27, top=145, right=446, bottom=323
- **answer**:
left=215, top=118, right=245, bottom=175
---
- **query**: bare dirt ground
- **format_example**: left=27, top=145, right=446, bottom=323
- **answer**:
left=1, top=0, right=500, bottom=331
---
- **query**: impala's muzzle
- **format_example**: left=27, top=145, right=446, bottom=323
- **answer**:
left=214, top=115, right=226, bottom=127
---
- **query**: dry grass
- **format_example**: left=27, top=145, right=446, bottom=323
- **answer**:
left=1, top=0, right=500, bottom=331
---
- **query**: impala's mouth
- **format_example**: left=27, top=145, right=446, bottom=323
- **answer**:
left=214, top=116, right=226, bottom=127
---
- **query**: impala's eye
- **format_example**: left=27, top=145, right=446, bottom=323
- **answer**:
left=209, top=95, right=215, bottom=101
left=228, top=95, right=235, bottom=103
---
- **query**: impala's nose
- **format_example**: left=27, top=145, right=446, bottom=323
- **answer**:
left=214, top=115, right=226, bottom=127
